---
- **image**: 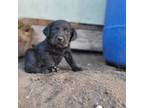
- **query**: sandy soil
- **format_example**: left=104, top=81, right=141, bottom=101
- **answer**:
left=18, top=52, right=126, bottom=108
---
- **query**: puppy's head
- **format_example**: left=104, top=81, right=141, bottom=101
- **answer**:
left=43, top=20, right=77, bottom=48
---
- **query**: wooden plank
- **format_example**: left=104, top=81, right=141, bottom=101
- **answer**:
left=19, top=18, right=103, bottom=30
left=71, top=29, right=102, bottom=51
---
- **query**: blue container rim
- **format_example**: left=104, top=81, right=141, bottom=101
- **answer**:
left=104, top=25, right=126, bottom=29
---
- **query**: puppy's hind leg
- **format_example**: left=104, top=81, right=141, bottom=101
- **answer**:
left=24, top=49, right=42, bottom=73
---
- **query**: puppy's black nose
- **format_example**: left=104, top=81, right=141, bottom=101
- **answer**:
left=58, top=37, right=64, bottom=42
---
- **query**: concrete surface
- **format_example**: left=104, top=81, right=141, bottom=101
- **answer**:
left=18, top=51, right=126, bottom=108
left=19, top=0, right=106, bottom=25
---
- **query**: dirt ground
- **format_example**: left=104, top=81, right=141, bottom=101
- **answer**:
left=18, top=51, right=126, bottom=108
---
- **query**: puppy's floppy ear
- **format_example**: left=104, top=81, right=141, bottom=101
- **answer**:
left=70, top=28, right=77, bottom=41
left=43, top=25, right=50, bottom=37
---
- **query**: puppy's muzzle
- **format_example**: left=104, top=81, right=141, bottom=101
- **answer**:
left=57, top=36, right=64, bottom=42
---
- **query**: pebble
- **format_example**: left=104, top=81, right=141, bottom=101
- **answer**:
left=96, top=105, right=103, bottom=108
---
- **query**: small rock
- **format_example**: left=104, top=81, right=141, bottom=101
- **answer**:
left=96, top=105, right=103, bottom=108
left=25, top=96, right=30, bottom=99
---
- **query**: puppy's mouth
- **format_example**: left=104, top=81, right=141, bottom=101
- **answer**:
left=56, top=43, right=68, bottom=48
left=50, top=37, right=69, bottom=48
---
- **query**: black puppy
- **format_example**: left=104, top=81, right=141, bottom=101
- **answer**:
left=24, top=20, right=82, bottom=73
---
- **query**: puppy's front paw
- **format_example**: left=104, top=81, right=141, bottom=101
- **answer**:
left=49, top=66, right=57, bottom=72
left=72, top=67, right=82, bottom=72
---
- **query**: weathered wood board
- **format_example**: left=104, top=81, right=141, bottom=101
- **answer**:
left=71, top=29, right=102, bottom=51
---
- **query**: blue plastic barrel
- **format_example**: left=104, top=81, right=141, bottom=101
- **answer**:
left=103, top=0, right=126, bottom=67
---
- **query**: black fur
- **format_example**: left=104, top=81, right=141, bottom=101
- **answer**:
left=24, top=20, right=82, bottom=73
